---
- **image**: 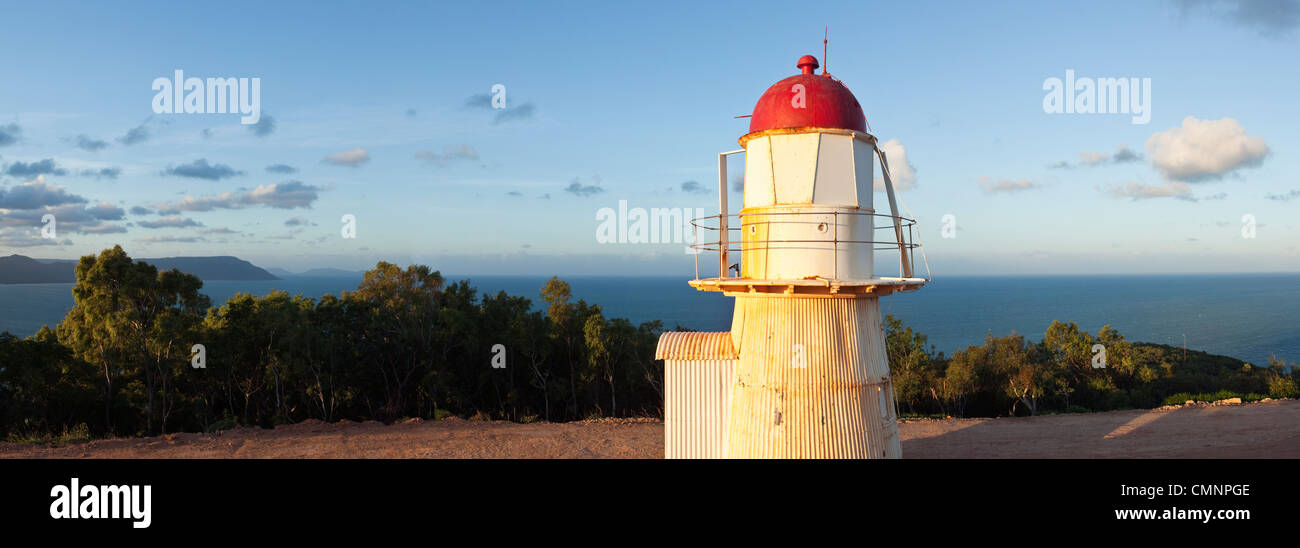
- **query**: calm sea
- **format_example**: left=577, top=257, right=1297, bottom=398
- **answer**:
left=2, top=274, right=1298, bottom=367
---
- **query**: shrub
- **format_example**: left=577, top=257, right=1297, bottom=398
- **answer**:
left=1268, top=376, right=1298, bottom=399
left=207, top=415, right=239, bottom=432
left=59, top=423, right=91, bottom=444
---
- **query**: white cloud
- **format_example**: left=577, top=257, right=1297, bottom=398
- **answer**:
left=135, top=235, right=205, bottom=243
left=1056, top=144, right=1142, bottom=168
left=1108, top=181, right=1194, bottom=201
left=1078, top=151, right=1110, bottom=166
left=138, top=215, right=203, bottom=229
left=155, top=181, right=322, bottom=213
left=322, top=147, right=371, bottom=167
left=873, top=139, right=916, bottom=191
left=415, top=145, right=479, bottom=166
left=1145, top=116, right=1268, bottom=183
left=978, top=176, right=1041, bottom=194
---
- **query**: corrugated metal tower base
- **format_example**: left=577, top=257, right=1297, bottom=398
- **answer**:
left=725, top=294, right=901, bottom=459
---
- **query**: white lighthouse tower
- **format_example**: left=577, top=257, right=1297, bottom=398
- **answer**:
left=656, top=54, right=927, bottom=459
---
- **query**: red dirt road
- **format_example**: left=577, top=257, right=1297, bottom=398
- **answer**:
left=3, top=400, right=1296, bottom=459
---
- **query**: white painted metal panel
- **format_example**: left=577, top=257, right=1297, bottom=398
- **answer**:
left=813, top=133, right=858, bottom=207
left=742, top=137, right=775, bottom=208
left=849, top=206, right=875, bottom=279
left=852, top=138, right=875, bottom=211
left=742, top=206, right=873, bottom=281
left=770, top=133, right=818, bottom=205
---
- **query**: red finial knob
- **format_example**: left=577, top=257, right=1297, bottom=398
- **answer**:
left=797, top=55, right=819, bottom=75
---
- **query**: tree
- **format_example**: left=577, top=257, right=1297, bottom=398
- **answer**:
left=1265, top=356, right=1298, bottom=399
left=515, top=306, right=555, bottom=421
left=0, top=328, right=95, bottom=437
left=479, top=290, right=537, bottom=419
left=299, top=293, right=355, bottom=422
left=148, top=268, right=211, bottom=432
left=884, top=314, right=942, bottom=414
left=632, top=320, right=665, bottom=411
left=541, top=276, right=579, bottom=417
left=57, top=246, right=207, bottom=435
left=204, top=293, right=271, bottom=426
left=990, top=334, right=1048, bottom=415
left=935, top=348, right=978, bottom=417
left=1041, top=320, right=1094, bottom=408
left=348, top=262, right=444, bottom=420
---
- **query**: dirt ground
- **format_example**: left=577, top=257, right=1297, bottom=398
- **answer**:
left=3, top=399, right=1296, bottom=458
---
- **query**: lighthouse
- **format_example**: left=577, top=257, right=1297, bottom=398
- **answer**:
left=656, top=54, right=927, bottom=459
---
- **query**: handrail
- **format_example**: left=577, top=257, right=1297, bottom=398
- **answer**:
left=689, top=209, right=929, bottom=282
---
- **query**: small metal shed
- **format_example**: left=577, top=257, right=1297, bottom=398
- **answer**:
left=655, top=331, right=737, bottom=459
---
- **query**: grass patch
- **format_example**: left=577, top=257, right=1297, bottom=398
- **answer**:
left=1162, top=390, right=1268, bottom=406
left=5, top=423, right=92, bottom=446
left=899, top=412, right=949, bottom=419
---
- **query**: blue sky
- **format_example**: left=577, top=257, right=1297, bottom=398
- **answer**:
left=1, top=0, right=1297, bottom=276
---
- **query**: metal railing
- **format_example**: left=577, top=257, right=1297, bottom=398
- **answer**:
left=689, top=209, right=928, bottom=282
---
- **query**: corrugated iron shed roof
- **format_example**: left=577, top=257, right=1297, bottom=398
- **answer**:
left=655, top=331, right=737, bottom=360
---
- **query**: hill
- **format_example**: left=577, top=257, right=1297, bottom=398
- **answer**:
left=0, top=254, right=278, bottom=283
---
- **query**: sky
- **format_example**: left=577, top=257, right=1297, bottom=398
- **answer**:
left=1, top=0, right=1298, bottom=276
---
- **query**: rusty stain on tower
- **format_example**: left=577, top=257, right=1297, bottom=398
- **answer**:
left=659, top=54, right=929, bottom=459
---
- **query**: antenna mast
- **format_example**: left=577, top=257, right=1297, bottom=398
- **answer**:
left=823, top=27, right=828, bottom=75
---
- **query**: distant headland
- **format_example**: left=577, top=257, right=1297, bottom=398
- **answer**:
left=0, top=254, right=278, bottom=284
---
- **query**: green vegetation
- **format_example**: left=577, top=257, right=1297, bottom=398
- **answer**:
left=1160, top=391, right=1269, bottom=406
left=1, top=246, right=664, bottom=439
left=1, top=245, right=1296, bottom=440
left=883, top=315, right=1298, bottom=418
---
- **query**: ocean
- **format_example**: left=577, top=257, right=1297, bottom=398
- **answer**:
left=2, top=273, right=1298, bottom=367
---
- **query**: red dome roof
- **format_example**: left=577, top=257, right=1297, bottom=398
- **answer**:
left=748, top=55, right=866, bottom=134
